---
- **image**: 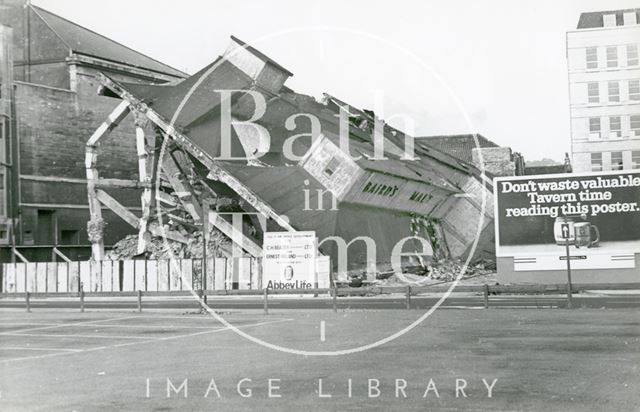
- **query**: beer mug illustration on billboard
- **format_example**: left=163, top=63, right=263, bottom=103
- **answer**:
left=574, top=222, right=600, bottom=248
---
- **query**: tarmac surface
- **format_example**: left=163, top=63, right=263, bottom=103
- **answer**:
left=0, top=293, right=639, bottom=310
left=0, top=306, right=639, bottom=411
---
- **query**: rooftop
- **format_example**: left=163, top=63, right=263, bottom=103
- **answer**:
left=576, top=8, right=640, bottom=29
left=30, top=4, right=186, bottom=78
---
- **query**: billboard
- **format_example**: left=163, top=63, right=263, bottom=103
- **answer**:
left=262, top=231, right=318, bottom=289
left=494, top=171, right=640, bottom=272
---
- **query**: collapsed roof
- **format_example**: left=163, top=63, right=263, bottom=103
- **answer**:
left=98, top=36, right=495, bottom=272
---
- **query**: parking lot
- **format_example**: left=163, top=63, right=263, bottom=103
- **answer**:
left=0, top=306, right=638, bottom=411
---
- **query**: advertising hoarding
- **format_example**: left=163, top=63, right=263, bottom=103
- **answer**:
left=494, top=171, right=640, bottom=275
left=262, top=231, right=318, bottom=289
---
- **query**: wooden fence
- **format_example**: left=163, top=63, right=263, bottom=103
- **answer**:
left=0, top=258, right=260, bottom=293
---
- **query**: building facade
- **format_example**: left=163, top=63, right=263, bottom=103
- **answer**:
left=567, top=9, right=640, bottom=172
left=0, top=1, right=185, bottom=262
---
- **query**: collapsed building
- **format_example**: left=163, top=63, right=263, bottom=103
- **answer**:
left=88, top=35, right=496, bottom=279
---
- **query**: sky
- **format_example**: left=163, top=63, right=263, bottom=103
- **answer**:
left=32, top=0, right=640, bottom=162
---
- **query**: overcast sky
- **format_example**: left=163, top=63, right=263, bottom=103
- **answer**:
left=33, top=0, right=640, bottom=162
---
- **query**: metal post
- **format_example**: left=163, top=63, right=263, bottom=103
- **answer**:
left=25, top=291, right=31, bottom=312
left=565, top=242, right=573, bottom=309
left=202, top=200, right=209, bottom=305
left=483, top=284, right=489, bottom=309
left=80, top=288, right=85, bottom=312
left=263, top=287, right=268, bottom=314
left=332, top=286, right=338, bottom=313
left=197, top=289, right=204, bottom=312
left=137, top=290, right=142, bottom=312
left=405, top=286, right=411, bottom=310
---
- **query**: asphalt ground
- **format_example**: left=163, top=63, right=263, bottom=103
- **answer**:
left=0, top=307, right=639, bottom=411
left=1, top=292, right=639, bottom=311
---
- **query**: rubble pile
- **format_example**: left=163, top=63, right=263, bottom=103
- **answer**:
left=372, top=258, right=497, bottom=286
left=106, top=229, right=232, bottom=260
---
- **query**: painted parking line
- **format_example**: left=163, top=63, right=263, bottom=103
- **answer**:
left=0, top=315, right=141, bottom=335
left=0, top=318, right=293, bottom=364
left=0, top=347, right=82, bottom=352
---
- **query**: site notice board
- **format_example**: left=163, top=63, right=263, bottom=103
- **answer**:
left=262, top=231, right=330, bottom=289
left=493, top=170, right=640, bottom=284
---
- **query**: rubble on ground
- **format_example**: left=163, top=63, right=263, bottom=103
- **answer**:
left=105, top=229, right=232, bottom=260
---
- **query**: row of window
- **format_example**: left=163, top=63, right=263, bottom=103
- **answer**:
left=588, top=115, right=640, bottom=138
left=586, top=44, right=639, bottom=69
left=591, top=151, right=640, bottom=171
left=587, top=79, right=640, bottom=103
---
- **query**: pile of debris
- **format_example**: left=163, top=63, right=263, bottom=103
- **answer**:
left=106, top=228, right=232, bottom=260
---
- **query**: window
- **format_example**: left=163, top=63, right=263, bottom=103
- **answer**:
left=589, top=117, right=601, bottom=138
left=629, top=80, right=640, bottom=101
left=603, top=13, right=617, bottom=27
left=628, top=45, right=639, bottom=66
left=60, top=230, right=80, bottom=245
left=608, top=81, right=620, bottom=102
left=591, top=153, right=603, bottom=171
left=586, top=47, right=598, bottom=69
left=609, top=116, right=621, bottom=138
left=611, top=151, right=624, bottom=170
left=606, top=46, right=618, bottom=68
left=323, top=157, right=341, bottom=177
left=631, top=115, right=640, bottom=136
left=587, top=82, right=599, bottom=103
left=623, top=12, right=637, bottom=26
left=632, top=151, right=640, bottom=169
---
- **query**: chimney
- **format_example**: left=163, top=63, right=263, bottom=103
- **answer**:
left=223, top=36, right=293, bottom=94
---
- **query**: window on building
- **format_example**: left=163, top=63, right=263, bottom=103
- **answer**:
left=323, top=157, right=341, bottom=177
left=591, top=153, right=603, bottom=171
left=632, top=151, right=640, bottom=169
left=628, top=45, right=639, bottom=66
left=587, top=82, right=600, bottom=103
left=609, top=116, right=622, bottom=138
left=607, top=81, right=619, bottom=102
left=589, top=117, right=601, bottom=138
left=586, top=47, right=598, bottom=69
left=611, top=151, right=624, bottom=170
left=629, top=80, right=640, bottom=101
left=606, top=46, right=618, bottom=68
left=603, top=14, right=617, bottom=27
left=60, top=230, right=80, bottom=245
left=623, top=12, right=638, bottom=25
left=631, top=115, right=640, bottom=137
left=0, top=171, right=4, bottom=217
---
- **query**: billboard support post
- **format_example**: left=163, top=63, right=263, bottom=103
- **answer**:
left=564, top=241, right=573, bottom=309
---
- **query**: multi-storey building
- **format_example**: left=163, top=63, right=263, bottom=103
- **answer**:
left=0, top=1, right=185, bottom=261
left=567, top=9, right=640, bottom=172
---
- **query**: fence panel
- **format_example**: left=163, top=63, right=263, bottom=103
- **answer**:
left=157, top=260, right=169, bottom=292
left=146, top=260, right=158, bottom=292
left=214, top=258, right=226, bottom=290
left=79, top=261, right=90, bottom=292
left=122, top=260, right=135, bottom=291
left=90, top=261, right=101, bottom=292
left=16, top=263, right=26, bottom=293
left=5, top=264, right=16, bottom=293
left=134, top=260, right=146, bottom=291
left=238, top=257, right=251, bottom=290
left=169, top=259, right=181, bottom=291
left=101, top=260, right=113, bottom=292
left=25, top=263, right=36, bottom=292
left=56, top=262, right=68, bottom=292
left=36, top=263, right=47, bottom=293
left=46, top=262, right=57, bottom=292
left=181, top=259, right=193, bottom=291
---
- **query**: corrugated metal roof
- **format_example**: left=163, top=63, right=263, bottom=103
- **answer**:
left=31, top=5, right=186, bottom=78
